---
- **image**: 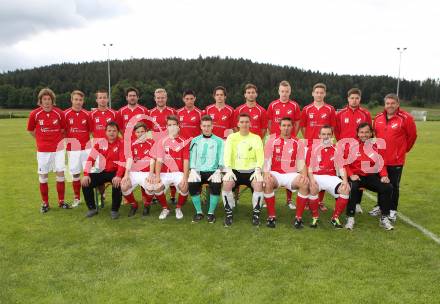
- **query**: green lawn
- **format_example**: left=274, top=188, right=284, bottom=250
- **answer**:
left=1, top=119, right=439, bottom=303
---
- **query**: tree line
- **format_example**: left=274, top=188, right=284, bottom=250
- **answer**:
left=0, top=56, right=439, bottom=110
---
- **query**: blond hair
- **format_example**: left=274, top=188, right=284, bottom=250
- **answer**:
left=38, top=88, right=56, bottom=105
left=71, top=90, right=85, bottom=99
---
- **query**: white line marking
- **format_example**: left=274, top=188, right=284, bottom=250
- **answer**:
left=363, top=191, right=440, bottom=245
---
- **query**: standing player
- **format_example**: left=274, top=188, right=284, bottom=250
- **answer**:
left=371, top=93, right=417, bottom=221
left=233, top=83, right=268, bottom=139
left=81, top=122, right=124, bottom=219
left=263, top=117, right=309, bottom=228
left=89, top=89, right=117, bottom=204
left=345, top=123, right=393, bottom=230
left=27, top=88, right=71, bottom=212
left=335, top=88, right=372, bottom=214
left=152, top=115, right=190, bottom=220
left=64, top=90, right=91, bottom=207
left=176, top=90, right=203, bottom=140
left=222, top=113, right=265, bottom=227
left=149, top=88, right=177, bottom=134
left=266, top=80, right=301, bottom=209
left=304, top=125, right=350, bottom=229
left=188, top=115, right=224, bottom=223
left=116, top=87, right=150, bottom=206
left=120, top=122, right=156, bottom=217
left=204, top=86, right=235, bottom=139
left=300, top=83, right=337, bottom=211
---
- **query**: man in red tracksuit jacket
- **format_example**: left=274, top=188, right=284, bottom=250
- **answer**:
left=371, top=93, right=417, bottom=221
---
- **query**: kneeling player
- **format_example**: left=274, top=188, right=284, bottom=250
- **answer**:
left=27, top=88, right=71, bottom=212
left=81, top=122, right=124, bottom=219
left=304, top=125, right=350, bottom=229
left=120, top=122, right=156, bottom=217
left=188, top=115, right=224, bottom=223
left=222, top=113, right=264, bottom=227
left=152, top=115, right=190, bottom=220
left=263, top=117, right=309, bottom=228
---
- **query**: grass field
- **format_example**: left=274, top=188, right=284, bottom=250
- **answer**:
left=1, top=119, right=440, bottom=303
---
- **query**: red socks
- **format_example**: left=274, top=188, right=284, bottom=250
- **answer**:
left=318, top=191, right=325, bottom=203
left=332, top=196, right=349, bottom=219
left=264, top=193, right=276, bottom=218
left=72, top=179, right=81, bottom=200
left=295, top=193, right=309, bottom=219
left=176, top=193, right=187, bottom=208
left=124, top=193, right=138, bottom=208
left=39, top=182, right=49, bottom=205
left=56, top=178, right=65, bottom=204
left=309, top=195, right=320, bottom=218
left=156, top=192, right=169, bottom=209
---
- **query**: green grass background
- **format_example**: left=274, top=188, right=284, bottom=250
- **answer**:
left=1, top=119, right=439, bottom=303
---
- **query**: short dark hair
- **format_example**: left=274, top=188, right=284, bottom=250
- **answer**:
left=347, top=88, right=362, bottom=97
left=384, top=93, right=399, bottom=103
left=201, top=115, right=213, bottom=123
left=213, top=86, right=227, bottom=96
left=95, top=89, right=108, bottom=97
left=320, top=125, right=333, bottom=134
left=357, top=122, right=373, bottom=133
left=106, top=121, right=120, bottom=131
left=244, top=83, right=258, bottom=93
left=134, top=122, right=147, bottom=131
left=125, top=87, right=139, bottom=97
left=279, top=117, right=292, bottom=125
left=183, top=89, right=196, bottom=98
left=238, top=113, right=250, bottom=120
left=166, top=115, right=179, bottom=125
left=313, top=83, right=327, bottom=92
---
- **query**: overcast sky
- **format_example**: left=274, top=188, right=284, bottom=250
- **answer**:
left=0, top=0, right=439, bottom=81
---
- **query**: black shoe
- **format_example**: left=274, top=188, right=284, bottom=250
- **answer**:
left=142, top=205, right=151, bottom=217
left=207, top=214, right=216, bottom=224
left=331, top=217, right=343, bottom=229
left=224, top=215, right=233, bottom=227
left=111, top=211, right=119, bottom=219
left=293, top=218, right=304, bottom=229
left=169, top=197, right=176, bottom=205
left=252, top=212, right=260, bottom=226
left=310, top=217, right=319, bottom=228
left=266, top=217, right=276, bottom=228
left=192, top=213, right=204, bottom=223
left=59, top=202, right=72, bottom=209
left=128, top=206, right=138, bottom=217
left=86, top=209, right=98, bottom=218
left=40, top=204, right=49, bottom=213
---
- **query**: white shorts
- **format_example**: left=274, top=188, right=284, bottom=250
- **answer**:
left=37, top=151, right=65, bottom=174
left=124, top=171, right=150, bottom=194
left=314, top=174, right=342, bottom=198
left=67, top=149, right=91, bottom=175
left=160, top=172, right=184, bottom=191
left=270, top=171, right=300, bottom=192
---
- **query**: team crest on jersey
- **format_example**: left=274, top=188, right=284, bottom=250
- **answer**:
left=356, top=118, right=362, bottom=124
left=39, top=119, right=44, bottom=125
left=321, top=113, right=327, bottom=119
left=391, top=123, right=398, bottom=129
left=53, top=119, right=58, bottom=124
left=287, top=110, right=292, bottom=114
left=344, top=118, right=349, bottom=123
left=106, top=118, right=111, bottom=122
left=222, top=115, right=228, bottom=120
left=69, top=118, right=74, bottom=124
left=113, top=147, right=118, bottom=152
left=82, top=119, right=87, bottom=124
left=191, top=116, right=196, bottom=121
left=252, top=114, right=258, bottom=120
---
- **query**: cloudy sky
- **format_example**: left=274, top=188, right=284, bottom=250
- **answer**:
left=0, top=0, right=439, bottom=80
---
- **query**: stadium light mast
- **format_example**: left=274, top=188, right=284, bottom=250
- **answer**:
left=103, top=43, right=113, bottom=108
left=396, top=47, right=407, bottom=98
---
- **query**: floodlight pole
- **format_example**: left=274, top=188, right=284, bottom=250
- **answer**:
left=396, top=47, right=407, bottom=98
left=103, top=43, right=113, bottom=108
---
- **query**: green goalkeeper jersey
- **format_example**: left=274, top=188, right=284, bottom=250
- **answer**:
left=189, top=134, right=224, bottom=172
left=224, top=132, right=264, bottom=171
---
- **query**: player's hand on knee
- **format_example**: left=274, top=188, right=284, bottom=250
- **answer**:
left=121, top=176, right=131, bottom=189
left=112, top=176, right=122, bottom=188
left=339, top=181, right=350, bottom=193
left=350, top=175, right=360, bottom=181
left=380, top=176, right=390, bottom=183
left=81, top=176, right=91, bottom=187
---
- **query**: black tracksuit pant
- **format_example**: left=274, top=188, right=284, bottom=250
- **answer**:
left=82, top=171, right=122, bottom=212
left=347, top=174, right=393, bottom=217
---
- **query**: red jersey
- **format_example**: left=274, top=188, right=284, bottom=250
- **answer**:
left=300, top=103, right=337, bottom=140
left=264, top=136, right=303, bottom=174
left=306, top=144, right=337, bottom=176
left=149, top=106, right=177, bottom=133
left=233, top=103, right=268, bottom=138
left=176, top=107, right=203, bottom=139
left=130, top=139, right=154, bottom=172
left=27, top=106, right=65, bottom=152
left=155, top=136, right=190, bottom=173
left=335, top=106, right=372, bottom=140
left=84, top=138, right=124, bottom=177
left=64, top=108, right=91, bottom=151
left=116, top=104, right=149, bottom=135
left=266, top=99, right=301, bottom=135
left=204, top=104, right=235, bottom=139
left=373, top=108, right=417, bottom=166
left=90, top=108, right=117, bottom=139
left=345, top=140, right=387, bottom=177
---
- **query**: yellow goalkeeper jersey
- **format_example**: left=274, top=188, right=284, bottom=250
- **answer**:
left=223, top=132, right=264, bottom=171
